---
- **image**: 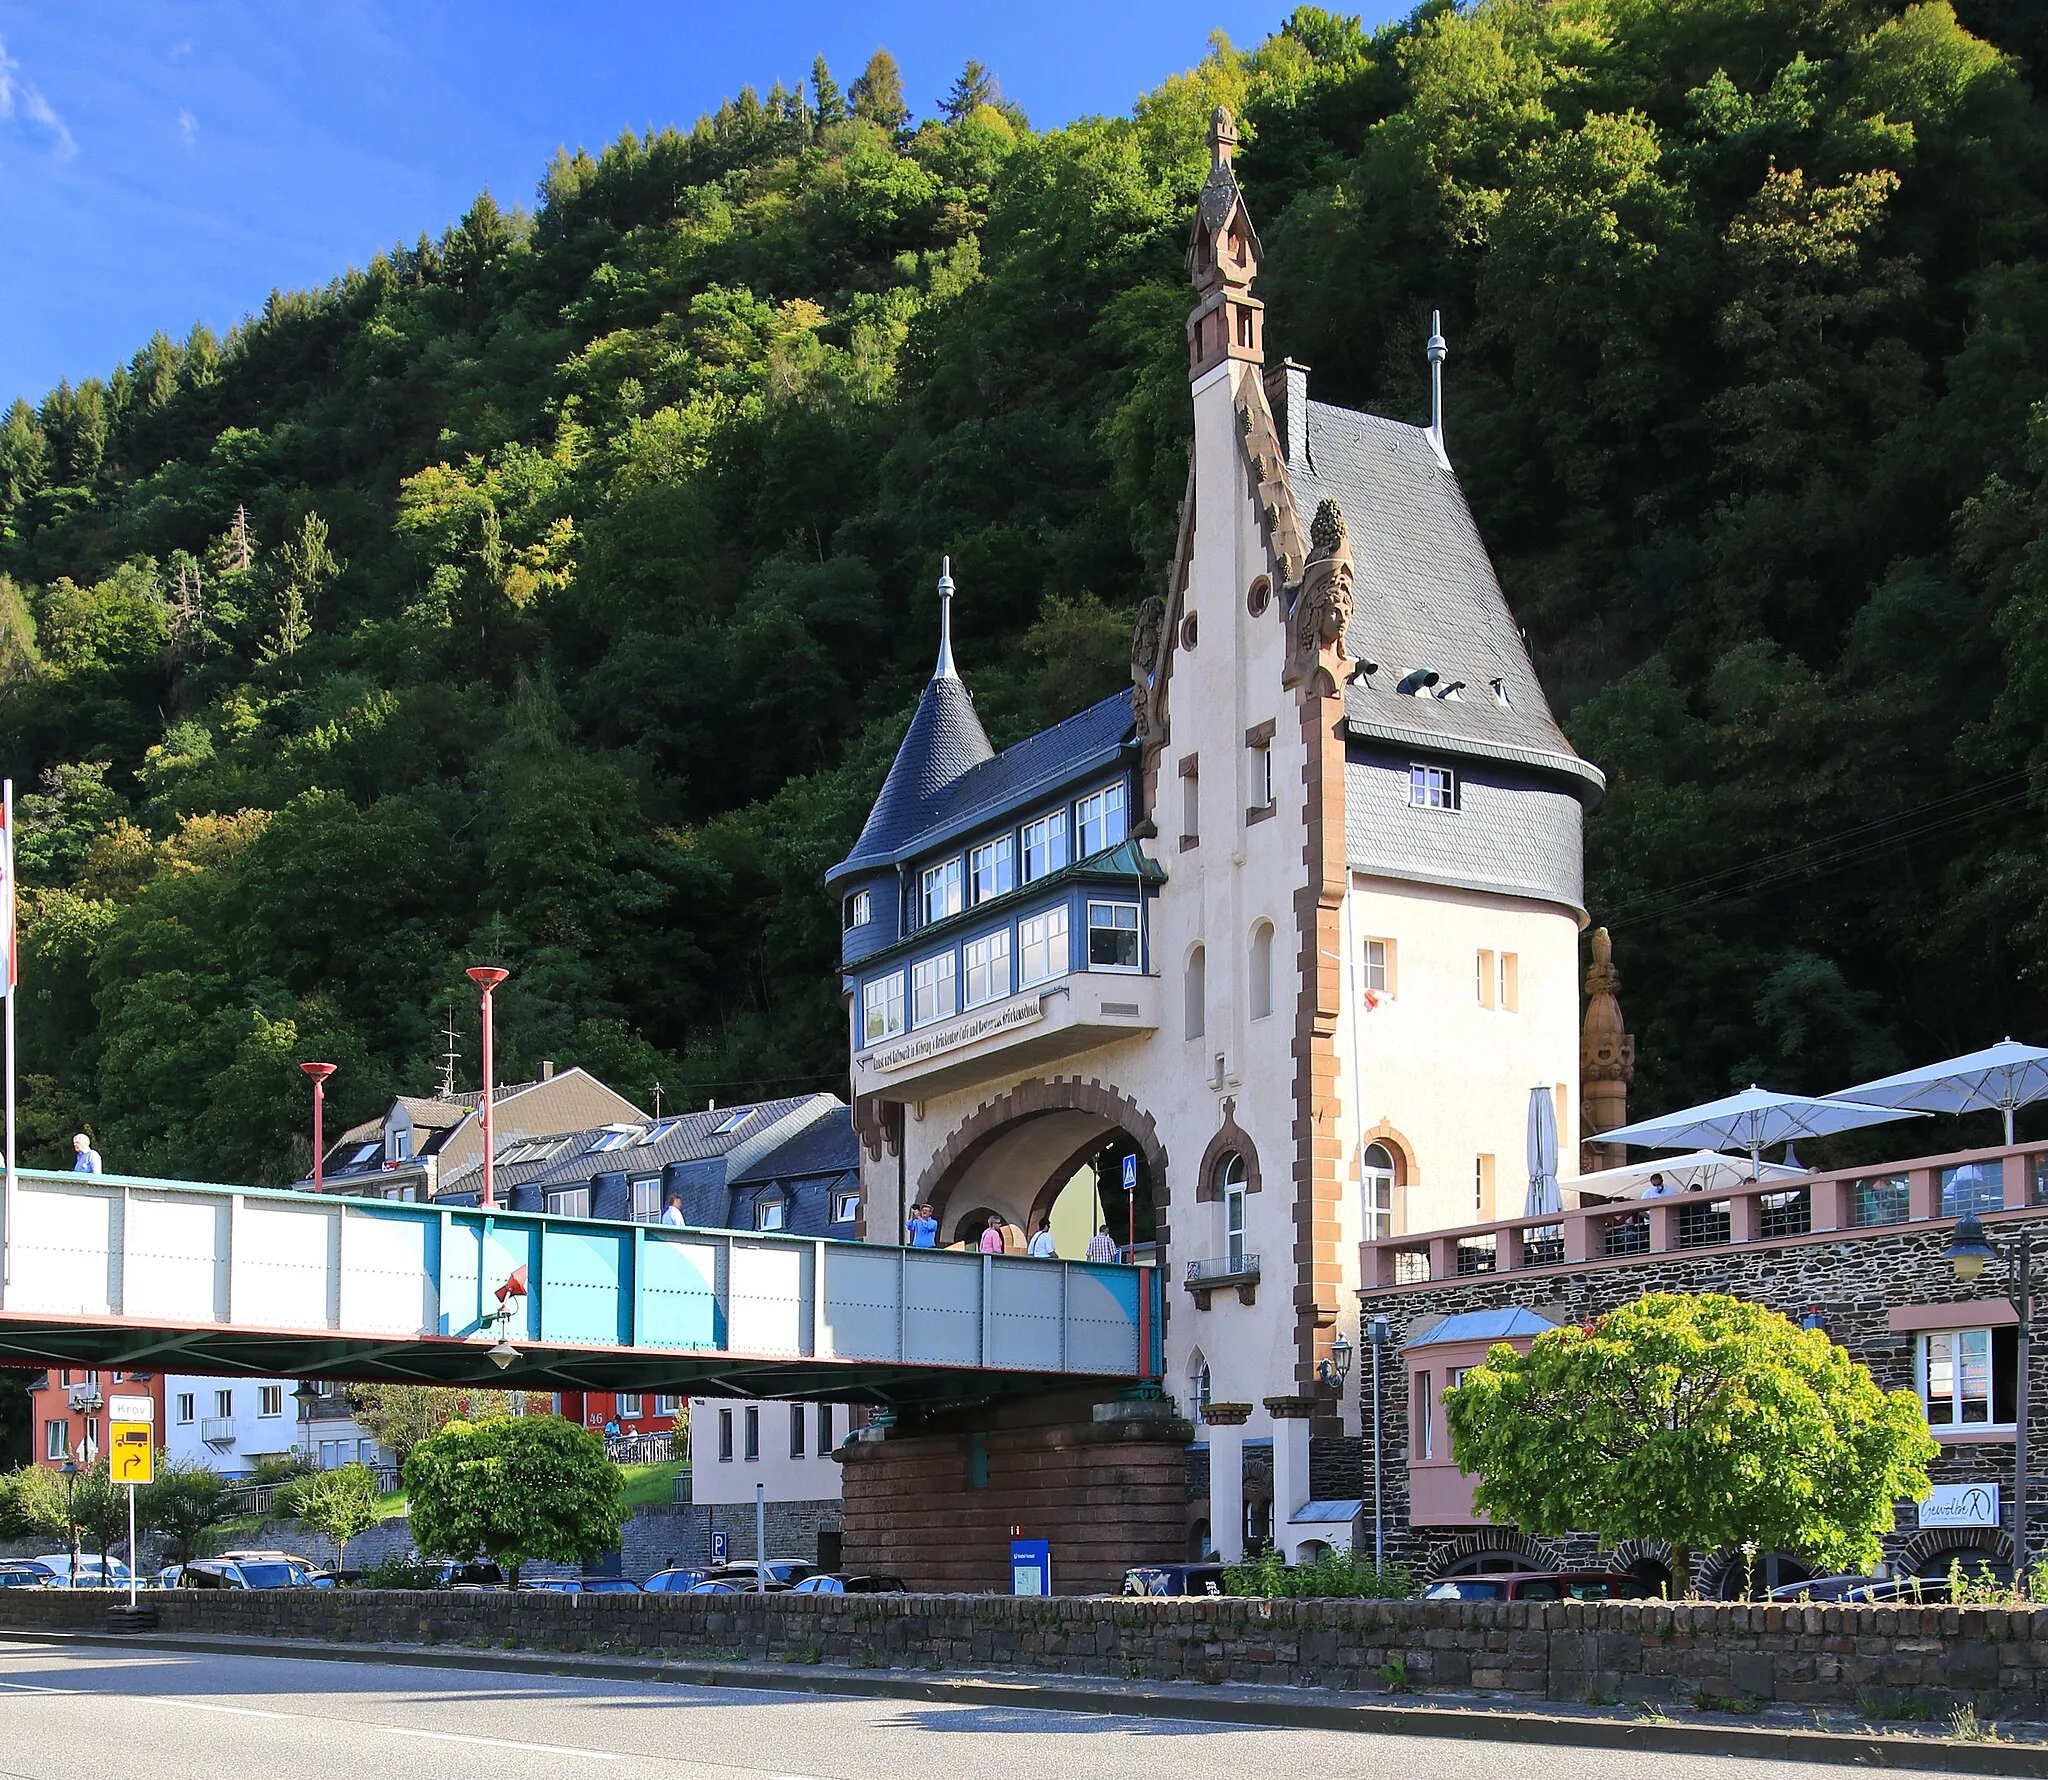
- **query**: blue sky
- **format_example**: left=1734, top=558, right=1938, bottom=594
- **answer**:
left=0, top=3, right=1401, bottom=410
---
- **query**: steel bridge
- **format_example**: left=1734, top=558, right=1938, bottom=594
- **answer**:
left=0, top=1169, right=1159, bottom=1409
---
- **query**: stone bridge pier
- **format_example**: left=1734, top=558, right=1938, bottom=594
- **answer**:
left=835, top=1390, right=1194, bottom=1594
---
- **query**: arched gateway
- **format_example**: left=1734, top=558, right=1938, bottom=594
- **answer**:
left=917, top=1078, right=1169, bottom=1252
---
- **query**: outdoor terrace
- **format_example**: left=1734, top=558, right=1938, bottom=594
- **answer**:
left=1361, top=1137, right=2046, bottom=1290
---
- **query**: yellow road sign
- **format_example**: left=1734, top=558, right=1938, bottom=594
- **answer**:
left=109, top=1423, right=153, bottom=1484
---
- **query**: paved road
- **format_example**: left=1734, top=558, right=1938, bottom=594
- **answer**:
left=0, top=1639, right=1863, bottom=1779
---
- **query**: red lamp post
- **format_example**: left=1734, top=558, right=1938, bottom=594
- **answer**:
left=300, top=1062, right=337, bottom=1193
left=466, top=967, right=510, bottom=1209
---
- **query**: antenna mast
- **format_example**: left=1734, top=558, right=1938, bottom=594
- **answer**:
left=439, top=1009, right=461, bottom=1099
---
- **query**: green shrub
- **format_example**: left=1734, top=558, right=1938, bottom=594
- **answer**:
left=1222, top=1547, right=1414, bottom=1599
left=361, top=1551, right=440, bottom=1589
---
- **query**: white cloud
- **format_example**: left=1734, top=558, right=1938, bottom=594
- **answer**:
left=0, top=34, right=77, bottom=161
left=178, top=108, right=197, bottom=147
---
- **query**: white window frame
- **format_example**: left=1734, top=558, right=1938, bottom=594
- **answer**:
left=258, top=1386, right=283, bottom=1419
left=970, top=835, right=1014, bottom=904
left=861, top=971, right=905, bottom=1044
left=755, top=1198, right=787, bottom=1232
left=176, top=1393, right=195, bottom=1425
left=1076, top=783, right=1127, bottom=857
left=214, top=1389, right=233, bottom=1419
left=1362, top=938, right=1390, bottom=996
left=1086, top=901, right=1140, bottom=972
left=1918, top=1329, right=2005, bottom=1429
left=655, top=1394, right=680, bottom=1417
left=719, top=1407, right=733, bottom=1461
left=1021, top=812, right=1069, bottom=883
left=1018, top=906, right=1070, bottom=988
left=631, top=1177, right=662, bottom=1222
left=744, top=1405, right=760, bottom=1461
left=1410, top=763, right=1457, bottom=810
left=844, top=888, right=872, bottom=930
left=1221, top=1153, right=1247, bottom=1271
left=547, top=1187, right=592, bottom=1219
left=1250, top=741, right=1272, bottom=810
left=963, top=929, right=1012, bottom=1008
left=44, top=1421, right=64, bottom=1462
left=1362, top=1143, right=1395, bottom=1240
left=912, top=951, right=958, bottom=1026
left=920, top=857, right=964, bottom=926
left=833, top=1189, right=861, bottom=1223
left=618, top=1393, right=644, bottom=1420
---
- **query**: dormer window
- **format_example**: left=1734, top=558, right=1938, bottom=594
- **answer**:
left=844, top=889, right=872, bottom=931
left=920, top=858, right=963, bottom=926
left=1076, top=784, right=1127, bottom=858
left=970, top=836, right=1014, bottom=904
left=1022, top=812, right=1068, bottom=883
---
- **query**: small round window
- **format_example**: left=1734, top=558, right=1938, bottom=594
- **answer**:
left=1247, top=576, right=1270, bottom=617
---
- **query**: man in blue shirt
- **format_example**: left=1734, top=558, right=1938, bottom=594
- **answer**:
left=908, top=1203, right=938, bottom=1248
left=71, top=1133, right=102, bottom=1174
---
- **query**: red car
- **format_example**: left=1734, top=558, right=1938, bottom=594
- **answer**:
left=1422, top=1570, right=1649, bottom=1602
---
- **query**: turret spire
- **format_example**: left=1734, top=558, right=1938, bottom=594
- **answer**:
left=1425, top=311, right=1450, bottom=470
left=935, top=555, right=958, bottom=680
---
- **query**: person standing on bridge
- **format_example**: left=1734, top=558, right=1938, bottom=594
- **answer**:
left=661, top=1191, right=687, bottom=1227
left=1085, top=1224, right=1120, bottom=1264
left=908, top=1203, right=937, bottom=1248
left=1027, top=1216, right=1057, bottom=1259
left=71, top=1133, right=102, bottom=1174
left=979, top=1213, right=1007, bottom=1256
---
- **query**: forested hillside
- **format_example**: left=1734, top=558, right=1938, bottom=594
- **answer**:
left=0, top=3, right=2044, bottom=1182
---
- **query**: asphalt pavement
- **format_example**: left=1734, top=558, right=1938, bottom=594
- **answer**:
left=0, top=1637, right=1965, bottom=1780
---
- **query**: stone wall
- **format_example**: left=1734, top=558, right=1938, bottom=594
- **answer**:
left=837, top=1396, right=1192, bottom=1594
left=5, top=1588, right=2048, bottom=1718
left=1358, top=1206, right=2048, bottom=1581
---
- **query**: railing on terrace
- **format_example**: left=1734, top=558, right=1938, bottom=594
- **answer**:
left=223, top=1463, right=401, bottom=1516
left=1363, top=1140, right=2048, bottom=1289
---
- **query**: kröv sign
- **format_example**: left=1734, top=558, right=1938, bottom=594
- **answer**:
left=864, top=998, right=1045, bottom=1074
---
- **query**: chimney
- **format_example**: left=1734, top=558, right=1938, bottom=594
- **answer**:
left=539, top=1059, right=554, bottom=1081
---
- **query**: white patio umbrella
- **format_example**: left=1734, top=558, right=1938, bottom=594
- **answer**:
left=1598, top=1085, right=1921, bottom=1179
left=1559, top=1150, right=1806, bottom=1202
left=1834, top=1038, right=2048, bottom=1146
left=1525, top=1086, right=1561, bottom=1218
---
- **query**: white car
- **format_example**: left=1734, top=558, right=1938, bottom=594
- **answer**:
left=31, top=1554, right=132, bottom=1589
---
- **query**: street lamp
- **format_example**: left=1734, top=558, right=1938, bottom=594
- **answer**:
left=1943, top=1213, right=2031, bottom=1581
left=1365, top=1315, right=1394, bottom=1568
left=466, top=967, right=510, bottom=1209
left=59, top=1456, right=79, bottom=1588
left=300, top=1062, right=336, bottom=1194
left=292, top=1381, right=320, bottom=1468
left=1317, top=1331, right=1354, bottom=1391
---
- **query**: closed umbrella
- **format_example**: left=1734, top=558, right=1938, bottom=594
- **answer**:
left=1834, top=1039, right=2048, bottom=1146
left=1599, top=1085, right=1919, bottom=1179
left=1525, top=1086, right=1561, bottom=1218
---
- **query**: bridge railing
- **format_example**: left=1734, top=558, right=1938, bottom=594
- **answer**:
left=0, top=1168, right=1159, bottom=1388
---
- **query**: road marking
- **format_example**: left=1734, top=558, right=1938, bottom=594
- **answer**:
left=382, top=1726, right=621, bottom=1761
left=0, top=1682, right=67, bottom=1695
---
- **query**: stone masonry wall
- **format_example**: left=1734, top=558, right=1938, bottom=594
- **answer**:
left=1358, top=1206, right=2048, bottom=1582
left=5, top=1588, right=2048, bottom=1718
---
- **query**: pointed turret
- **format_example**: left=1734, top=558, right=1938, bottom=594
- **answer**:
left=830, top=558, right=994, bottom=894
left=1187, top=106, right=1266, bottom=381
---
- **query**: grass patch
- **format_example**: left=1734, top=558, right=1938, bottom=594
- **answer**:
left=1857, top=1688, right=1934, bottom=1722
left=618, top=1461, right=686, bottom=1510
left=1948, top=1705, right=2003, bottom=1743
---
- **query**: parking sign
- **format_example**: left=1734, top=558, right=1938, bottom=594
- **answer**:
left=711, top=1531, right=728, bottom=1564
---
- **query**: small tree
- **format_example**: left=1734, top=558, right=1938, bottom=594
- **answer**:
left=403, top=1415, right=624, bottom=1586
left=347, top=1384, right=513, bottom=1465
left=1445, top=1293, right=1938, bottom=1595
left=3, top=1464, right=70, bottom=1544
left=70, top=1462, right=129, bottom=1579
left=138, top=1457, right=231, bottom=1563
left=281, top=1463, right=383, bottom=1572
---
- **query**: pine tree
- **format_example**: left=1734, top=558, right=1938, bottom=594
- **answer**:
left=811, top=55, right=844, bottom=126
left=259, top=510, right=340, bottom=666
left=848, top=48, right=908, bottom=132
left=940, top=60, right=999, bottom=123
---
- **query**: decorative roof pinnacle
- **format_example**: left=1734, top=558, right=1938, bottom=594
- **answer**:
left=935, top=555, right=958, bottom=680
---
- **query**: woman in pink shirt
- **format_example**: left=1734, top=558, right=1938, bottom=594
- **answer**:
left=979, top=1214, right=1007, bottom=1255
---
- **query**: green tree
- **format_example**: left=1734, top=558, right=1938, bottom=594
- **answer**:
left=939, top=60, right=999, bottom=123
left=811, top=55, right=844, bottom=126
left=1444, top=1294, right=1939, bottom=1595
left=137, top=1457, right=231, bottom=1563
left=402, top=1415, right=625, bottom=1585
left=848, top=48, right=908, bottom=132
left=69, top=1461, right=129, bottom=1578
left=280, top=1462, right=384, bottom=1572
left=258, top=510, right=340, bottom=666
left=347, top=1384, right=514, bottom=1467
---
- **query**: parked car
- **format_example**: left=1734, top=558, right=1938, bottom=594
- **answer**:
left=0, top=1563, right=52, bottom=1589
left=152, top=1565, right=184, bottom=1591
left=788, top=1574, right=908, bottom=1595
left=683, top=1580, right=749, bottom=1595
left=522, top=1578, right=643, bottom=1595
left=1124, top=1563, right=1227, bottom=1597
left=642, top=1567, right=713, bottom=1594
left=702, top=1560, right=816, bottom=1589
left=31, top=1554, right=131, bottom=1589
left=1766, top=1573, right=1886, bottom=1603
left=433, top=1561, right=506, bottom=1589
left=218, top=1549, right=334, bottom=1589
left=1421, top=1571, right=1648, bottom=1603
left=180, top=1557, right=308, bottom=1591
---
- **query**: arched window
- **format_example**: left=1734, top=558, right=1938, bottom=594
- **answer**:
left=1249, top=921, right=1274, bottom=1022
left=1362, top=1142, right=1395, bottom=1241
left=1187, top=1348, right=1211, bottom=1418
left=1218, top=1153, right=1248, bottom=1270
left=1185, top=945, right=1206, bottom=1040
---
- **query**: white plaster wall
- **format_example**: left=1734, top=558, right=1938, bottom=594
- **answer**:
left=688, top=1398, right=849, bottom=1506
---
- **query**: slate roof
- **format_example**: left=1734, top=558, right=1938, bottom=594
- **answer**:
left=1286, top=400, right=1603, bottom=803
left=732, top=1106, right=858, bottom=1183
left=831, top=675, right=993, bottom=881
left=515, top=1094, right=837, bottom=1190
left=1405, top=1307, right=1560, bottom=1349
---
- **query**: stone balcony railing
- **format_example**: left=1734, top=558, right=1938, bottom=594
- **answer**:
left=1362, top=1138, right=2048, bottom=1290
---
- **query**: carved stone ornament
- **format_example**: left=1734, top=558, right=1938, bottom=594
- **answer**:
left=1288, top=498, right=1353, bottom=683
left=1130, top=593, right=1168, bottom=736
